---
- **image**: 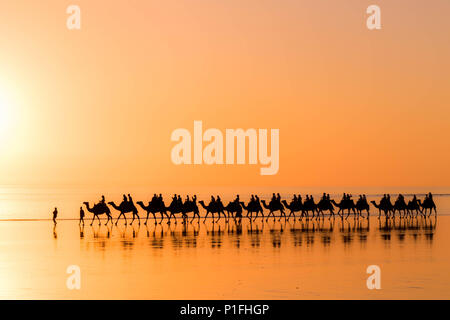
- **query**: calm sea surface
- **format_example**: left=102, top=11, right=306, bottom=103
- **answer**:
left=0, top=186, right=449, bottom=299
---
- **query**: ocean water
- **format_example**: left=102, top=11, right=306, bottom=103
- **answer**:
left=0, top=186, right=449, bottom=299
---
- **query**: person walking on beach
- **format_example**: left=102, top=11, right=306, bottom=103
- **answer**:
left=53, top=207, right=58, bottom=224
left=79, top=206, right=85, bottom=225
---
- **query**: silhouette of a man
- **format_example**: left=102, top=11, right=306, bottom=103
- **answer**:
left=79, top=206, right=85, bottom=225
left=53, top=207, right=58, bottom=224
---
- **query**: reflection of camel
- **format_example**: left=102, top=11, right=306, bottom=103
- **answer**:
left=83, top=202, right=113, bottom=226
left=418, top=198, right=437, bottom=216
left=240, top=201, right=264, bottom=220
left=199, top=200, right=226, bottom=222
left=137, top=201, right=169, bottom=224
left=108, top=201, right=139, bottom=225
left=261, top=200, right=285, bottom=221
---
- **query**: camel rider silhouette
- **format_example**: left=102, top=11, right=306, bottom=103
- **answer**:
left=210, top=196, right=216, bottom=206
left=380, top=194, right=387, bottom=207
left=122, top=194, right=128, bottom=203
left=234, top=195, right=240, bottom=205
left=128, top=194, right=134, bottom=204
left=216, top=195, right=223, bottom=207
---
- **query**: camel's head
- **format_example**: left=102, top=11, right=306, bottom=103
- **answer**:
left=136, top=201, right=143, bottom=205
left=107, top=201, right=114, bottom=205
left=83, top=202, right=89, bottom=205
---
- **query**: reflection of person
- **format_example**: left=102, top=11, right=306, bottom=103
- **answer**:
left=79, top=207, right=85, bottom=225
left=53, top=207, right=58, bottom=224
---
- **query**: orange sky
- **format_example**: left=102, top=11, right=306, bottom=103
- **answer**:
left=0, top=0, right=449, bottom=188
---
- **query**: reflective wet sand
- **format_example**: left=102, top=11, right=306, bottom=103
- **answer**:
left=0, top=215, right=448, bottom=299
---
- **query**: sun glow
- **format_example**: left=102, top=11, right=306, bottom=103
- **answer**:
left=0, top=87, right=17, bottom=140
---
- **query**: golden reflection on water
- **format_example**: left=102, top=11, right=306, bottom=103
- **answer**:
left=0, top=216, right=448, bottom=299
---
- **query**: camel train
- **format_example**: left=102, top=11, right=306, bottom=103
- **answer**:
left=82, top=192, right=437, bottom=226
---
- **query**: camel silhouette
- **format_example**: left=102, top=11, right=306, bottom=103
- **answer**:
left=261, top=200, right=285, bottom=221
left=164, top=197, right=200, bottom=223
left=370, top=199, right=394, bottom=218
left=240, top=201, right=264, bottom=220
left=224, top=201, right=243, bottom=219
left=331, top=199, right=356, bottom=218
left=393, top=195, right=408, bottom=217
left=281, top=200, right=303, bottom=219
left=199, top=200, right=227, bottom=222
left=316, top=198, right=335, bottom=218
left=406, top=198, right=422, bottom=216
left=302, top=197, right=319, bottom=218
left=355, top=196, right=370, bottom=218
left=136, top=201, right=170, bottom=224
left=108, top=200, right=140, bottom=225
left=83, top=201, right=113, bottom=226
left=418, top=197, right=437, bottom=216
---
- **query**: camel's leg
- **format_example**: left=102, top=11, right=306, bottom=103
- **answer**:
left=90, top=214, right=96, bottom=226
